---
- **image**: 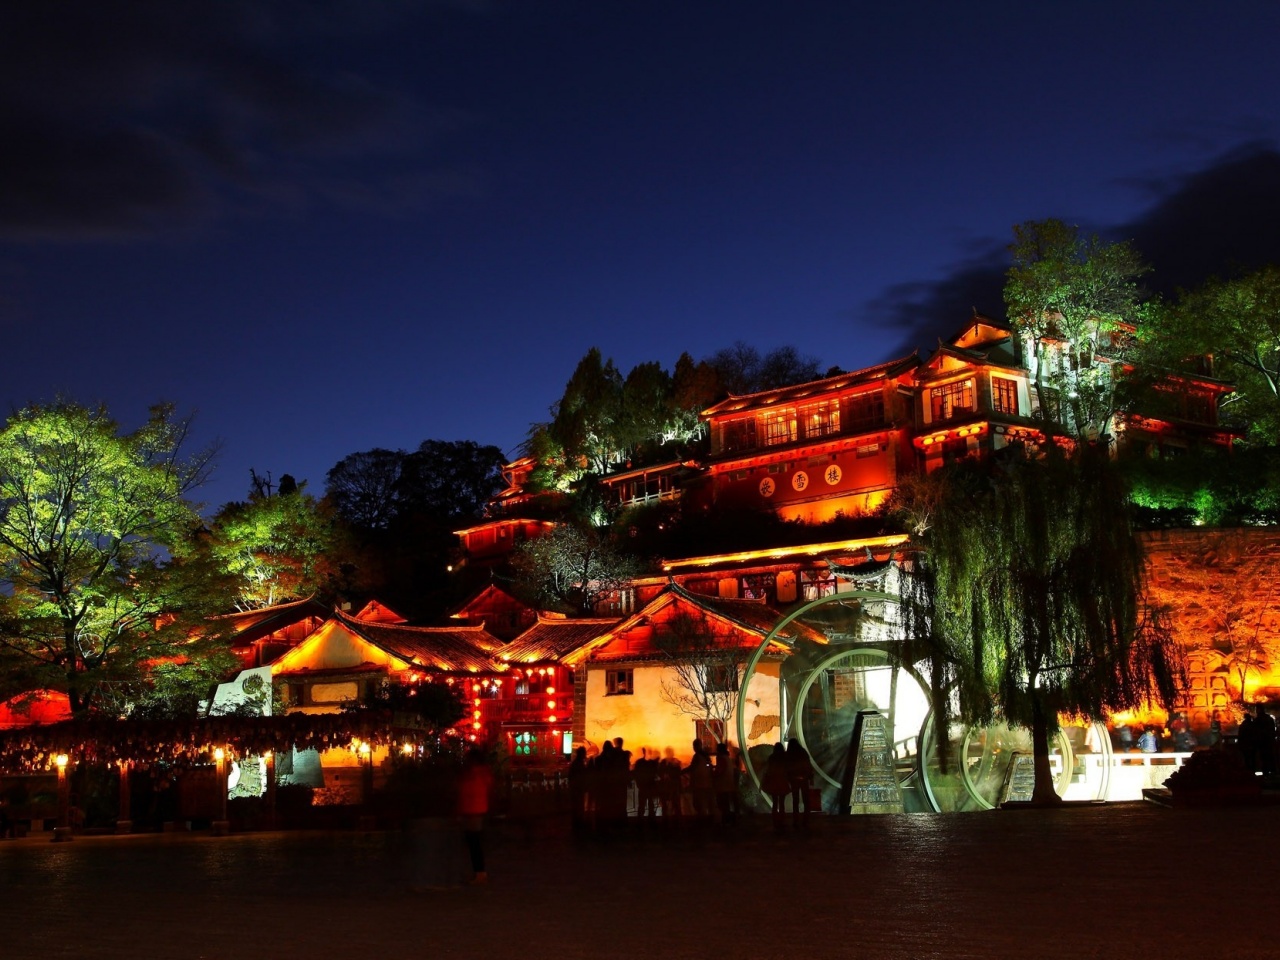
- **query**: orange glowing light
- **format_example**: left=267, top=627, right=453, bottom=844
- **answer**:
left=214, top=748, right=225, bottom=761
left=548, top=714, right=558, bottom=723
left=473, top=709, right=482, bottom=719
left=547, top=700, right=556, bottom=710
left=661, top=534, right=908, bottom=572
left=54, top=753, right=68, bottom=769
left=546, top=686, right=555, bottom=695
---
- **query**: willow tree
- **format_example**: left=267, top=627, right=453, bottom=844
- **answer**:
left=0, top=402, right=228, bottom=716
left=894, top=445, right=1183, bottom=803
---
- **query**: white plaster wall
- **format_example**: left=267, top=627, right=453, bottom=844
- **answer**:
left=584, top=659, right=782, bottom=764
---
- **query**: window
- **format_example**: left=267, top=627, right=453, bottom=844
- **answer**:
left=801, top=569, right=836, bottom=600
left=843, top=391, right=886, bottom=433
left=695, top=719, right=726, bottom=751
left=605, top=669, right=633, bottom=696
left=798, top=400, right=840, bottom=440
left=760, top=409, right=796, bottom=447
left=721, top=418, right=757, bottom=453
left=931, top=380, right=974, bottom=421
left=706, top=663, right=739, bottom=693
left=992, top=377, right=1019, bottom=416
left=310, top=681, right=358, bottom=704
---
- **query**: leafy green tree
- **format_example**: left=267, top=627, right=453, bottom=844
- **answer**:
left=1138, top=266, right=1280, bottom=443
left=208, top=475, right=336, bottom=610
left=0, top=402, right=228, bottom=716
left=1004, top=219, right=1149, bottom=441
left=549, top=348, right=625, bottom=474
left=512, top=523, right=640, bottom=615
left=617, top=361, right=673, bottom=459
left=668, top=351, right=721, bottom=442
left=893, top=446, right=1183, bottom=803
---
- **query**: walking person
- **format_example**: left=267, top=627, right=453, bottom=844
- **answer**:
left=763, top=742, right=790, bottom=832
left=685, top=739, right=715, bottom=826
left=713, top=741, right=739, bottom=826
left=567, top=746, right=589, bottom=834
left=457, top=748, right=493, bottom=884
left=785, top=738, right=815, bottom=824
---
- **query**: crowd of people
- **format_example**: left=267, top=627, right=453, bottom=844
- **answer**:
left=565, top=736, right=818, bottom=834
left=1111, top=704, right=1280, bottom=774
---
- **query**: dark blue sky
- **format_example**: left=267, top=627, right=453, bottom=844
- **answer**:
left=3, top=2, right=1279, bottom=512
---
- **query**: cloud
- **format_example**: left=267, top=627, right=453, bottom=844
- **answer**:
left=866, top=242, right=1009, bottom=359
left=867, top=142, right=1280, bottom=353
left=0, top=2, right=480, bottom=242
left=1120, top=142, right=1280, bottom=295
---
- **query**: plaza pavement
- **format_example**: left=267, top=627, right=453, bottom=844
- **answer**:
left=1, top=802, right=1275, bottom=960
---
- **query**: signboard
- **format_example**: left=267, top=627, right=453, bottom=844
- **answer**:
left=843, top=709, right=904, bottom=814
left=207, top=666, right=273, bottom=717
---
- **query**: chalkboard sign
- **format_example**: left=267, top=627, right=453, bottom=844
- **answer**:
left=844, top=709, right=905, bottom=814
left=1001, top=751, right=1037, bottom=804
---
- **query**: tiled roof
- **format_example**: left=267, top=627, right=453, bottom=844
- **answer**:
left=571, top=583, right=826, bottom=666
left=498, top=616, right=622, bottom=664
left=667, top=584, right=827, bottom=644
left=337, top=611, right=505, bottom=674
left=213, top=598, right=331, bottom=646
left=701, top=354, right=920, bottom=416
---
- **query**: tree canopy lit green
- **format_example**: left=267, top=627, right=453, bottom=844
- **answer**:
left=0, top=402, right=231, bottom=716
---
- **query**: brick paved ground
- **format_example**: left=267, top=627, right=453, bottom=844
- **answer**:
left=1, top=802, right=1276, bottom=960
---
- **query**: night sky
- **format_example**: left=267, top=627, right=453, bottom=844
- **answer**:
left=3, top=2, right=1280, bottom=513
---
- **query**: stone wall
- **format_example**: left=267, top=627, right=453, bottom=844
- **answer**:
left=1142, top=528, right=1280, bottom=728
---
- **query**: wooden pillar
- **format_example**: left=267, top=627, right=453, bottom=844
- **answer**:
left=265, top=751, right=277, bottom=830
left=116, top=760, right=133, bottom=834
left=53, top=754, right=73, bottom=842
left=212, top=748, right=230, bottom=836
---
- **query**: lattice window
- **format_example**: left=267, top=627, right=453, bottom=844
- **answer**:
left=798, top=400, right=840, bottom=440
left=760, top=409, right=796, bottom=447
left=992, top=377, right=1019, bottom=415
left=931, top=380, right=974, bottom=421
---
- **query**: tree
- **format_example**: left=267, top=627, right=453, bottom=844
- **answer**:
left=893, top=445, right=1184, bottom=803
left=324, top=448, right=405, bottom=531
left=652, top=607, right=749, bottom=744
left=512, top=524, right=640, bottom=615
left=397, top=440, right=506, bottom=522
left=1004, top=219, right=1149, bottom=441
left=0, top=401, right=227, bottom=716
left=326, top=441, right=505, bottom=533
left=1138, top=266, right=1280, bottom=443
left=207, top=476, right=336, bottom=610
left=549, top=348, right=624, bottom=474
